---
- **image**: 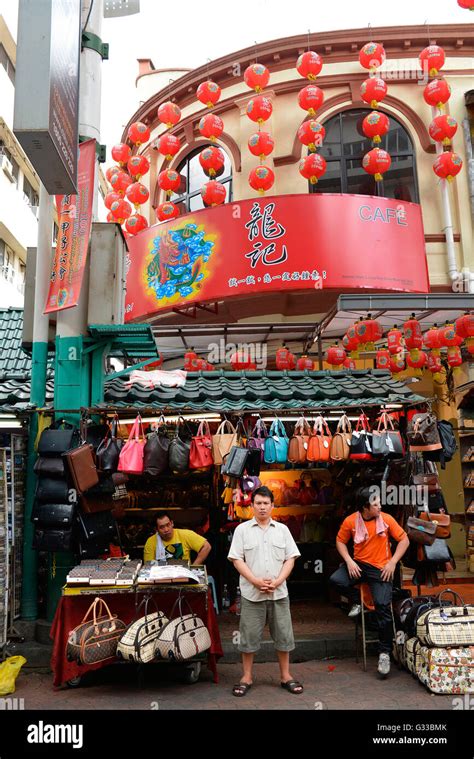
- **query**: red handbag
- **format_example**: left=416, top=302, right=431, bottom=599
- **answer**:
left=189, top=421, right=214, bottom=470
left=117, top=416, right=145, bottom=474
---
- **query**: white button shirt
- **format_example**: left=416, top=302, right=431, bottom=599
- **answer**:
left=228, top=518, right=300, bottom=602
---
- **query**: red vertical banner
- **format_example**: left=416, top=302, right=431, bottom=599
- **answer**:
left=44, top=139, right=96, bottom=313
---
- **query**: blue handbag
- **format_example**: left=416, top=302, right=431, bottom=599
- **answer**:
left=264, top=419, right=289, bottom=464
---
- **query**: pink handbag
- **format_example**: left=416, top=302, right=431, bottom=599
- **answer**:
left=118, top=416, right=145, bottom=474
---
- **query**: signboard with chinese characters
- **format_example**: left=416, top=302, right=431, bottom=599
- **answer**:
left=124, top=193, right=429, bottom=322
left=44, top=140, right=96, bottom=313
left=13, top=0, right=81, bottom=194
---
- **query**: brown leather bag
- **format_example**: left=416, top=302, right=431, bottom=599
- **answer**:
left=330, top=414, right=352, bottom=461
left=287, top=418, right=311, bottom=464
left=406, top=515, right=437, bottom=546
left=307, top=416, right=332, bottom=463
left=63, top=443, right=99, bottom=495
left=66, top=597, right=126, bottom=665
left=419, top=509, right=451, bottom=539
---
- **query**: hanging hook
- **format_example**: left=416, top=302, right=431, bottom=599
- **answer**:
left=307, top=28, right=311, bottom=52
left=254, top=40, right=258, bottom=64
left=424, top=18, right=432, bottom=45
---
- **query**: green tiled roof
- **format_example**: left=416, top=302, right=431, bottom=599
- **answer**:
left=0, top=308, right=32, bottom=379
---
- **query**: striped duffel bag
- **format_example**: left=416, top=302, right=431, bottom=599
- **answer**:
left=415, top=645, right=474, bottom=694
left=405, top=637, right=423, bottom=675
left=416, top=590, right=474, bottom=648
left=117, top=596, right=168, bottom=664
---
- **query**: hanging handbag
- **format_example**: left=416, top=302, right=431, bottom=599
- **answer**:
left=35, top=478, right=70, bottom=504
left=63, top=443, right=100, bottom=494
left=350, top=413, right=374, bottom=461
left=96, top=417, right=123, bottom=473
left=84, top=423, right=111, bottom=451
left=287, top=417, right=311, bottom=464
left=212, top=420, right=238, bottom=466
left=168, top=418, right=192, bottom=474
left=32, top=527, right=73, bottom=552
left=31, top=501, right=76, bottom=527
left=241, top=475, right=261, bottom=493
left=422, top=538, right=451, bottom=564
left=264, top=419, right=289, bottom=464
left=406, top=515, right=437, bottom=546
left=372, top=412, right=404, bottom=458
left=33, top=457, right=66, bottom=478
left=117, top=416, right=146, bottom=475
left=189, top=421, right=214, bottom=470
left=221, top=446, right=249, bottom=478
left=307, top=416, right=332, bottom=463
left=407, top=412, right=442, bottom=452
left=66, top=597, right=127, bottom=666
left=37, top=421, right=80, bottom=457
left=419, top=502, right=451, bottom=539
left=143, top=417, right=170, bottom=476
left=77, top=510, right=117, bottom=543
left=154, top=594, right=211, bottom=662
left=247, top=419, right=268, bottom=462
left=330, top=414, right=352, bottom=462
left=117, top=596, right=169, bottom=664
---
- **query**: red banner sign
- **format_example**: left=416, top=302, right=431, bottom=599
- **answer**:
left=44, top=139, right=96, bottom=313
left=124, top=193, right=429, bottom=322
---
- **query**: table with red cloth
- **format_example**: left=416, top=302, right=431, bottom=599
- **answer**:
left=50, top=587, right=223, bottom=687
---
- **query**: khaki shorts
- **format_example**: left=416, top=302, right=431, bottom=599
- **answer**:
left=238, top=596, right=295, bottom=653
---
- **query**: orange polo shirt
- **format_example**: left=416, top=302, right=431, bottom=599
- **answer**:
left=336, top=512, right=407, bottom=570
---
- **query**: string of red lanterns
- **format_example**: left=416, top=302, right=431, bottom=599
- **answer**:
left=359, top=41, right=391, bottom=183
left=106, top=123, right=152, bottom=238
left=195, top=73, right=227, bottom=208
left=296, top=45, right=326, bottom=188
left=244, top=60, right=275, bottom=196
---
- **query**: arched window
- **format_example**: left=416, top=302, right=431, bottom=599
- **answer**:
left=309, top=109, right=419, bottom=202
left=170, top=146, right=233, bottom=213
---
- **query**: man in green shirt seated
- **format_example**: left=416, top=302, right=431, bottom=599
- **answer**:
left=143, top=510, right=211, bottom=565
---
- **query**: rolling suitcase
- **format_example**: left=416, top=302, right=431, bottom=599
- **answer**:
left=416, top=645, right=474, bottom=694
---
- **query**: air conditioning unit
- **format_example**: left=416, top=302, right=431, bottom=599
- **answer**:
left=0, top=154, right=14, bottom=182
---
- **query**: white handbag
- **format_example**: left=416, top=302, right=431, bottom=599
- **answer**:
left=117, top=596, right=169, bottom=664
left=154, top=594, right=211, bottom=662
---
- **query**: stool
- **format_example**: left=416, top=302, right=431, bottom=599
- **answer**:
left=207, top=575, right=219, bottom=614
left=354, top=583, right=397, bottom=672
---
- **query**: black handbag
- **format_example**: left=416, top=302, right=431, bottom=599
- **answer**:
left=34, top=457, right=66, bottom=478
left=37, top=422, right=79, bottom=457
left=423, top=538, right=451, bottom=563
left=246, top=448, right=262, bottom=476
left=35, top=478, right=70, bottom=504
left=221, top=446, right=249, bottom=478
left=168, top=419, right=192, bottom=475
left=144, top=418, right=170, bottom=475
left=77, top=510, right=117, bottom=543
left=32, top=527, right=74, bottom=552
left=31, top=501, right=76, bottom=528
left=85, top=476, right=116, bottom=497
left=84, top=423, right=111, bottom=451
left=371, top=412, right=404, bottom=458
left=96, top=418, right=123, bottom=473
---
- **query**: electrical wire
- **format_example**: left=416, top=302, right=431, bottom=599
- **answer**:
left=82, top=0, right=94, bottom=34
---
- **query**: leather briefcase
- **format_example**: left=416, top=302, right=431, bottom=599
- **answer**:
left=63, top=443, right=99, bottom=494
left=32, top=527, right=73, bottom=552
left=33, top=457, right=66, bottom=478
left=37, top=424, right=79, bottom=457
left=77, top=510, right=117, bottom=542
left=31, top=501, right=76, bottom=528
left=35, top=478, right=70, bottom=504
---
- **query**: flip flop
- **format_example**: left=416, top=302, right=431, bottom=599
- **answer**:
left=232, top=682, right=252, bottom=697
left=281, top=680, right=304, bottom=694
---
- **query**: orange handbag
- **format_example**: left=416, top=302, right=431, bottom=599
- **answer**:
left=307, top=416, right=332, bottom=463
left=330, top=414, right=352, bottom=461
left=287, top=417, right=312, bottom=464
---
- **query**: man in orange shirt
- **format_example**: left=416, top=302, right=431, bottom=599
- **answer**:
left=329, top=486, right=409, bottom=678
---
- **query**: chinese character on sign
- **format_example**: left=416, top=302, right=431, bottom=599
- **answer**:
left=228, top=278, right=238, bottom=288
left=245, top=242, right=288, bottom=269
left=282, top=272, right=290, bottom=282
left=263, top=273, right=272, bottom=284
left=244, top=202, right=288, bottom=270
left=291, top=272, right=300, bottom=281
left=246, top=275, right=256, bottom=285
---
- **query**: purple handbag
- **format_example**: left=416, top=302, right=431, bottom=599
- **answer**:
left=247, top=419, right=268, bottom=462
left=241, top=475, right=261, bottom=493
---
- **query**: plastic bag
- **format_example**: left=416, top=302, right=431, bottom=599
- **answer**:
left=0, top=655, right=27, bottom=695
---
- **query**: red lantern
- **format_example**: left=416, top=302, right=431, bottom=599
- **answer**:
left=158, top=169, right=181, bottom=196
left=125, top=213, right=148, bottom=235
left=105, top=191, right=122, bottom=210
left=111, top=143, right=131, bottom=166
left=127, top=155, right=150, bottom=179
left=158, top=134, right=181, bottom=161
left=144, top=354, right=163, bottom=371
left=342, top=333, right=360, bottom=356
left=106, top=166, right=121, bottom=183
left=276, top=346, right=296, bottom=370
left=296, top=355, right=314, bottom=370
left=246, top=95, right=273, bottom=124
left=197, top=80, right=221, bottom=108
left=427, top=352, right=444, bottom=381
left=403, top=314, right=423, bottom=357
left=298, top=85, right=324, bottom=116
left=343, top=357, right=356, bottom=370
left=199, top=146, right=225, bottom=177
left=248, top=131, right=274, bottom=161
left=184, top=351, right=199, bottom=371
left=433, top=152, right=463, bottom=182
left=156, top=201, right=180, bottom=222
left=198, top=113, right=224, bottom=141
left=387, top=327, right=404, bottom=355
left=439, top=323, right=463, bottom=348
left=110, top=199, right=132, bottom=223
left=359, top=42, right=386, bottom=70
left=424, top=326, right=442, bottom=354
left=157, top=102, right=181, bottom=128
left=429, top=115, right=458, bottom=146
left=299, top=154, right=327, bottom=184
left=249, top=165, right=275, bottom=195
left=362, top=148, right=391, bottom=181
left=360, top=77, right=388, bottom=109
left=230, top=351, right=257, bottom=371
left=127, top=121, right=150, bottom=146
left=244, top=63, right=270, bottom=93
left=201, top=180, right=227, bottom=206
left=390, top=354, right=406, bottom=375
left=355, top=315, right=383, bottom=349
left=423, top=78, right=451, bottom=109
left=362, top=112, right=390, bottom=145
left=447, top=345, right=463, bottom=369
left=125, top=182, right=150, bottom=208
left=376, top=349, right=391, bottom=370
left=296, top=51, right=323, bottom=80
left=457, top=0, right=474, bottom=9
left=106, top=211, right=115, bottom=223
left=455, top=313, right=474, bottom=353
left=110, top=170, right=133, bottom=195
left=419, top=45, right=446, bottom=77
left=406, top=349, right=427, bottom=376
left=325, top=344, right=347, bottom=367
left=297, top=120, right=326, bottom=152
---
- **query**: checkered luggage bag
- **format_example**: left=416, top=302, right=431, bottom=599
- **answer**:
left=154, top=594, right=211, bottom=662
left=117, top=596, right=168, bottom=663
left=416, top=590, right=474, bottom=648
left=392, top=630, right=408, bottom=670
left=415, top=645, right=474, bottom=694
left=405, top=637, right=423, bottom=675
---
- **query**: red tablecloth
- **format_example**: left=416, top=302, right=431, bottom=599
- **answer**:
left=50, top=588, right=223, bottom=687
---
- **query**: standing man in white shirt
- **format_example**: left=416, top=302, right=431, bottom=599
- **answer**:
left=228, top=485, right=302, bottom=697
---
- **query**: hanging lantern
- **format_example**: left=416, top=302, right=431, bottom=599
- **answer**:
left=439, top=322, right=463, bottom=348
left=423, top=78, right=451, bottom=109
left=111, top=143, right=132, bottom=166
left=362, top=111, right=390, bottom=145
left=362, top=148, right=391, bottom=182
left=298, top=85, right=324, bottom=116
left=125, top=182, right=150, bottom=208
left=390, top=354, right=406, bottom=375
left=427, top=351, right=444, bottom=381
left=184, top=351, right=199, bottom=371
left=457, top=0, right=474, bottom=9
left=423, top=325, right=442, bottom=355
left=246, top=95, right=273, bottom=125
left=403, top=314, right=423, bottom=359
left=156, top=201, right=180, bottom=222
left=429, top=115, right=458, bottom=146
left=299, top=154, right=327, bottom=185
left=106, top=211, right=115, bottom=223
left=406, top=349, right=427, bottom=377
left=276, top=346, right=295, bottom=370
left=342, top=332, right=360, bottom=357
left=158, top=134, right=181, bottom=161
left=197, top=80, right=221, bottom=108
left=248, top=131, right=274, bottom=161
left=325, top=343, right=347, bottom=368
left=127, top=121, right=150, bottom=146
left=201, top=180, right=227, bottom=206
left=359, top=42, right=386, bottom=71
left=297, top=120, right=326, bottom=152
left=144, top=354, right=163, bottom=371
left=127, top=155, right=150, bottom=179
left=106, top=166, right=121, bottom=183
left=157, top=102, right=181, bottom=128
left=110, top=170, right=133, bottom=196
left=296, top=50, right=323, bottom=80
left=105, top=191, right=122, bottom=210
left=343, top=357, right=356, bottom=370
left=387, top=326, right=404, bottom=355
left=195, top=358, right=208, bottom=371
left=199, top=146, right=225, bottom=178
left=230, top=351, right=257, bottom=371
left=376, top=348, right=391, bottom=370
left=244, top=63, right=270, bottom=93
left=158, top=169, right=181, bottom=196
left=110, top=199, right=132, bottom=224
left=296, top=355, right=314, bottom=370
left=433, top=152, right=463, bottom=182
left=249, top=165, right=275, bottom=195
left=447, top=345, right=463, bottom=370
left=206, top=362, right=216, bottom=371
left=355, top=315, right=383, bottom=351
left=456, top=313, right=474, bottom=354
left=419, top=45, right=446, bottom=78
left=125, top=213, right=148, bottom=235
left=198, top=113, right=224, bottom=142
left=360, top=77, right=388, bottom=109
